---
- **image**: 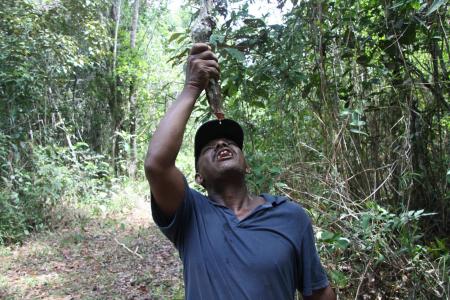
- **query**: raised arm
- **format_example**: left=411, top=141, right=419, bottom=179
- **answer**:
left=144, top=43, right=219, bottom=217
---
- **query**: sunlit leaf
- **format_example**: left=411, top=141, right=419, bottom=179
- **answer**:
left=426, top=0, right=447, bottom=16
left=350, top=128, right=369, bottom=136
left=168, top=32, right=186, bottom=44
left=350, top=120, right=366, bottom=126
left=340, top=109, right=352, bottom=117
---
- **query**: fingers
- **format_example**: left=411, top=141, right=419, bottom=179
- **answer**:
left=207, top=67, right=220, bottom=80
left=188, top=51, right=217, bottom=67
left=189, top=43, right=217, bottom=61
left=188, top=46, right=220, bottom=76
left=185, top=43, right=220, bottom=90
left=203, top=59, right=220, bottom=71
left=194, top=50, right=218, bottom=62
left=189, top=59, right=220, bottom=78
left=190, top=43, right=211, bottom=55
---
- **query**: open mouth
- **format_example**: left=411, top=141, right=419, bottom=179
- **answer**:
left=216, top=148, right=233, bottom=161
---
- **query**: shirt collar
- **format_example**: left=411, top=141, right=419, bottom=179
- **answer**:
left=206, top=193, right=288, bottom=207
left=260, top=193, right=288, bottom=206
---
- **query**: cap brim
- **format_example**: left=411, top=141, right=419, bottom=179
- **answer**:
left=194, top=119, right=244, bottom=166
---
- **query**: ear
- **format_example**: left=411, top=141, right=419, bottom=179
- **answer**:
left=245, top=161, right=251, bottom=174
left=195, top=173, right=204, bottom=185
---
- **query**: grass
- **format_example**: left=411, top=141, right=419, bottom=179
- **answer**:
left=0, top=180, right=184, bottom=300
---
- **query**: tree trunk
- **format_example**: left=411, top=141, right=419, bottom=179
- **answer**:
left=128, top=0, right=140, bottom=178
left=109, top=0, right=124, bottom=176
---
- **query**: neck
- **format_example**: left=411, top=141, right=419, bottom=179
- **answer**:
left=206, top=175, right=251, bottom=211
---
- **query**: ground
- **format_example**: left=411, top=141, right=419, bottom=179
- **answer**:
left=0, top=184, right=184, bottom=300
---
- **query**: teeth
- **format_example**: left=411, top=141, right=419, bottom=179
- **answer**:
left=218, top=149, right=232, bottom=159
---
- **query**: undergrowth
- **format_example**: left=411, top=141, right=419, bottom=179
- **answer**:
left=274, top=163, right=449, bottom=298
left=2, top=127, right=448, bottom=298
left=0, top=132, right=117, bottom=244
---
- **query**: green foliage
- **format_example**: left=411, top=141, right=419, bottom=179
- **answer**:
left=167, top=0, right=449, bottom=297
left=277, top=174, right=448, bottom=297
left=0, top=0, right=188, bottom=243
left=0, top=0, right=448, bottom=297
left=0, top=0, right=110, bottom=139
left=0, top=132, right=112, bottom=244
left=245, top=151, right=282, bottom=194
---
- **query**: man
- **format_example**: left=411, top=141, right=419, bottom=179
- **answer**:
left=144, top=43, right=335, bottom=300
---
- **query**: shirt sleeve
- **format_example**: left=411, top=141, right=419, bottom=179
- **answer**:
left=298, top=221, right=330, bottom=296
left=151, top=176, right=193, bottom=249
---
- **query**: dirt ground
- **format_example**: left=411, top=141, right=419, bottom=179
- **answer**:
left=0, top=196, right=184, bottom=300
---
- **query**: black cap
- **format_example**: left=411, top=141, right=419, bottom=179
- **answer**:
left=194, top=119, right=244, bottom=168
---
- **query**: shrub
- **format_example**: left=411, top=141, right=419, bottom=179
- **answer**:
left=0, top=133, right=112, bottom=244
left=275, top=164, right=449, bottom=298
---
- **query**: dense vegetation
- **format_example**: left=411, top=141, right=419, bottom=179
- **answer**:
left=0, top=0, right=448, bottom=298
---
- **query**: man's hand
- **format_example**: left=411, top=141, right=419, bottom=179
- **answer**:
left=185, top=43, right=220, bottom=97
left=145, top=43, right=220, bottom=218
left=304, top=285, right=336, bottom=300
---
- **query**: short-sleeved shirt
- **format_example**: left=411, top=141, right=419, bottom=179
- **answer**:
left=151, top=179, right=329, bottom=299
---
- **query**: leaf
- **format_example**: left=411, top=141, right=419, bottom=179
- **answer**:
left=168, top=32, right=185, bottom=43
left=275, top=182, right=289, bottom=189
left=410, top=0, right=421, bottom=10
left=243, top=18, right=266, bottom=28
left=254, top=87, right=269, bottom=98
left=390, top=1, right=406, bottom=10
left=269, top=24, right=284, bottom=32
left=379, top=39, right=396, bottom=57
left=356, top=55, right=370, bottom=66
left=335, top=237, right=350, bottom=250
left=375, top=253, right=386, bottom=265
left=167, top=47, right=190, bottom=66
left=330, top=270, right=349, bottom=288
left=74, top=142, right=89, bottom=149
left=399, top=23, right=416, bottom=45
left=250, top=100, right=265, bottom=108
left=350, top=128, right=369, bottom=136
left=341, top=50, right=353, bottom=59
left=354, top=108, right=363, bottom=115
left=270, top=166, right=282, bottom=174
left=426, top=0, right=447, bottom=16
left=361, top=214, right=371, bottom=230
left=317, top=230, right=335, bottom=241
left=350, top=120, right=366, bottom=126
left=210, top=34, right=225, bottom=46
left=340, top=109, right=352, bottom=117
left=224, top=48, right=245, bottom=62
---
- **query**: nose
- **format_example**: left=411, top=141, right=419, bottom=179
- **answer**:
left=214, top=139, right=229, bottom=151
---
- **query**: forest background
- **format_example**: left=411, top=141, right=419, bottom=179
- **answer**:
left=0, top=0, right=448, bottom=298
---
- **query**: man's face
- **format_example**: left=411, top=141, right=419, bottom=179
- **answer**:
left=196, top=138, right=247, bottom=186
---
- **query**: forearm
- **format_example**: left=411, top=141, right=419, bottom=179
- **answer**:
left=145, top=43, right=217, bottom=175
left=145, top=86, right=200, bottom=171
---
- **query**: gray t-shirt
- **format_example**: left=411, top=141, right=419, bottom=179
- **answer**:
left=152, top=179, right=329, bottom=299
